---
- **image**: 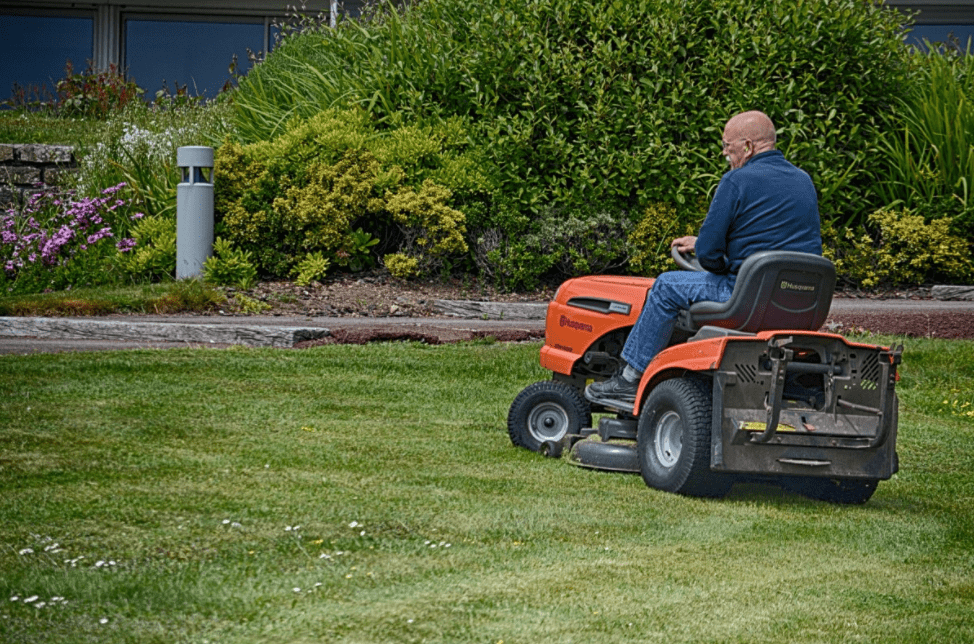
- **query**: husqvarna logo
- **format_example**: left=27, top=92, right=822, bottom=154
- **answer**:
left=780, top=280, right=816, bottom=292
left=560, top=315, right=593, bottom=332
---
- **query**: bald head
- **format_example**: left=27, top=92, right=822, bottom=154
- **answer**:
left=722, top=110, right=776, bottom=169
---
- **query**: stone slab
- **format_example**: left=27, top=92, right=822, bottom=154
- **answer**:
left=0, top=166, right=41, bottom=184
left=0, top=317, right=329, bottom=348
left=18, top=144, right=74, bottom=164
left=433, top=300, right=548, bottom=319
left=932, top=285, right=974, bottom=301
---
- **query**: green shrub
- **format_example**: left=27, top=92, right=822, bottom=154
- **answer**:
left=215, top=109, right=483, bottom=279
left=385, top=180, right=468, bottom=274
left=233, top=0, right=908, bottom=229
left=291, top=252, right=331, bottom=286
left=336, top=228, right=380, bottom=272
left=539, top=207, right=634, bottom=277
left=203, top=238, right=258, bottom=289
left=628, top=202, right=700, bottom=277
left=383, top=252, right=419, bottom=280
left=470, top=231, right=558, bottom=292
left=830, top=208, right=974, bottom=288
left=122, top=215, right=176, bottom=282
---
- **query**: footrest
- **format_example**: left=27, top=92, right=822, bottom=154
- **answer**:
left=598, top=417, right=638, bottom=441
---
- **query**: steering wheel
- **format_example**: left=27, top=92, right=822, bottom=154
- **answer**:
left=671, top=245, right=704, bottom=272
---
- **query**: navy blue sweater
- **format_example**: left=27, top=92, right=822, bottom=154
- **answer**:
left=696, top=150, right=821, bottom=274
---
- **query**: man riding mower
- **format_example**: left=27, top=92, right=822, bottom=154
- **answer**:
left=506, top=111, right=902, bottom=504
left=507, top=246, right=902, bottom=504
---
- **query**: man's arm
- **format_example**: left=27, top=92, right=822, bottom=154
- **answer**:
left=694, top=176, right=738, bottom=273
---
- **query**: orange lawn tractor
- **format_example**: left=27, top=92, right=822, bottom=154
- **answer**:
left=507, top=249, right=903, bottom=504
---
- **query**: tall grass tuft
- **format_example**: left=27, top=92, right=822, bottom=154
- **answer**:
left=233, top=1, right=462, bottom=143
left=876, top=43, right=974, bottom=235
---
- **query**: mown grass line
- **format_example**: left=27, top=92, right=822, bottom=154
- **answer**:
left=0, top=338, right=972, bottom=643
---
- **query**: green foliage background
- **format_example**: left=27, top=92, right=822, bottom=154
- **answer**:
left=228, top=0, right=933, bottom=287
left=6, top=0, right=974, bottom=292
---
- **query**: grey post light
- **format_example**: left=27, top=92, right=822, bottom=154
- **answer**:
left=176, top=146, right=214, bottom=279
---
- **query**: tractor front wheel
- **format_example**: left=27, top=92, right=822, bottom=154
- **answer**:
left=637, top=377, right=732, bottom=498
left=508, top=381, right=591, bottom=453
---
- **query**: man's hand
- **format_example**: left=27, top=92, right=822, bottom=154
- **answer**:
left=671, top=236, right=698, bottom=254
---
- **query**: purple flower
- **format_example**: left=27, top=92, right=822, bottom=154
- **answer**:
left=87, top=227, right=113, bottom=245
left=101, top=183, right=127, bottom=195
left=1, top=183, right=140, bottom=287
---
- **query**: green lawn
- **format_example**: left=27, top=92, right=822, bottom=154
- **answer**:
left=1, top=338, right=972, bottom=643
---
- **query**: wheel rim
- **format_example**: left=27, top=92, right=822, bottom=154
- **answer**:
left=654, top=410, right=683, bottom=468
left=527, top=402, right=570, bottom=443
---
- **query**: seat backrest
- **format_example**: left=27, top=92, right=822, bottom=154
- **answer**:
left=683, top=251, right=835, bottom=333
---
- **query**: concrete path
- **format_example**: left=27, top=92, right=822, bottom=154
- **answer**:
left=2, top=298, right=973, bottom=354
left=0, top=313, right=546, bottom=354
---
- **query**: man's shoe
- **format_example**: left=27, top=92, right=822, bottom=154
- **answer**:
left=585, top=373, right=638, bottom=410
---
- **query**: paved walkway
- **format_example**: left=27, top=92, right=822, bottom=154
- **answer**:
left=2, top=298, right=973, bottom=354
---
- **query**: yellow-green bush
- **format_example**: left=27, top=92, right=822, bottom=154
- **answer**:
left=385, top=180, right=467, bottom=275
left=291, top=252, right=331, bottom=286
left=203, top=237, right=258, bottom=290
left=274, top=150, right=385, bottom=256
left=383, top=253, right=420, bottom=280
left=122, top=215, right=176, bottom=281
left=829, top=208, right=974, bottom=288
left=628, top=203, right=698, bottom=277
left=215, top=108, right=488, bottom=279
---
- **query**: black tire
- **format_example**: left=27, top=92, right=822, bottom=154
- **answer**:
left=508, top=381, right=592, bottom=452
left=637, top=377, right=731, bottom=498
left=781, top=477, right=879, bottom=504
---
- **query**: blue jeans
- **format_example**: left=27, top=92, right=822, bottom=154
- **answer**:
left=621, top=270, right=736, bottom=371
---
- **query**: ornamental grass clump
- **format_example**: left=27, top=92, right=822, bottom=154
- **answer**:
left=0, top=184, right=140, bottom=294
left=876, top=43, right=974, bottom=239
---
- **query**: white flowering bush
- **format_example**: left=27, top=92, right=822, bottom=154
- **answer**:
left=73, top=101, right=233, bottom=220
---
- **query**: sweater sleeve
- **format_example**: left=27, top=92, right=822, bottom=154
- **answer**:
left=695, top=175, right=737, bottom=273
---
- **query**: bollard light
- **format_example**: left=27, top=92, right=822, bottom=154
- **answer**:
left=176, top=146, right=214, bottom=279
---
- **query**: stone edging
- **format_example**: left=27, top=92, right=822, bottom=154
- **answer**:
left=931, top=285, right=974, bottom=301
left=0, top=143, right=76, bottom=206
left=0, top=317, right=329, bottom=348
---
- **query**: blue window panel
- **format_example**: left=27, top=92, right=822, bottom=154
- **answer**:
left=905, top=24, right=974, bottom=52
left=125, top=19, right=264, bottom=99
left=0, top=14, right=93, bottom=103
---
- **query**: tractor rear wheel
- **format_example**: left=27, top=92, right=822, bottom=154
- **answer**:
left=637, top=377, right=732, bottom=498
left=508, top=381, right=591, bottom=453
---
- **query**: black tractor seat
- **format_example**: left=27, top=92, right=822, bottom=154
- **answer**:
left=676, top=251, right=836, bottom=336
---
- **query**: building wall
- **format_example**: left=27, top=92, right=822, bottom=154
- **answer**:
left=0, top=1, right=369, bottom=101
